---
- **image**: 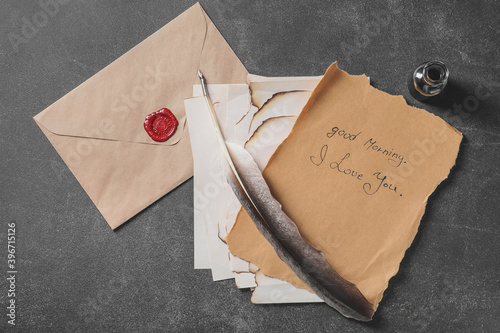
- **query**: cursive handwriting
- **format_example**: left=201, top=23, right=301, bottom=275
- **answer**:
left=310, top=144, right=328, bottom=166
left=329, top=152, right=364, bottom=180
left=310, top=143, right=402, bottom=197
left=327, top=126, right=362, bottom=141
left=364, top=138, right=405, bottom=167
left=363, top=172, right=399, bottom=196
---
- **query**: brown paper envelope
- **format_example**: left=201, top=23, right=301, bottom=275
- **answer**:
left=33, top=3, right=248, bottom=229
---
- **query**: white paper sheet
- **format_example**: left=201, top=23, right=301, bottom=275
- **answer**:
left=186, top=86, right=234, bottom=281
left=188, top=84, right=251, bottom=280
left=251, top=271, right=323, bottom=304
left=187, top=75, right=342, bottom=303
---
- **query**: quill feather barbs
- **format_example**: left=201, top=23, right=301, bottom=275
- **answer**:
left=197, top=70, right=375, bottom=321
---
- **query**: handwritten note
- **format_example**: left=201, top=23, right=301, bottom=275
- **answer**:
left=310, top=126, right=403, bottom=197
left=226, top=63, right=462, bottom=308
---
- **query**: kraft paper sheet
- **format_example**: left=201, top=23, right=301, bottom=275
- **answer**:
left=227, top=63, right=462, bottom=308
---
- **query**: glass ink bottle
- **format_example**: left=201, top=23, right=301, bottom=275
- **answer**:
left=408, top=60, right=449, bottom=101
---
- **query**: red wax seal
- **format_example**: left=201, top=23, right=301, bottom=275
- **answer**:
left=144, top=108, right=178, bottom=142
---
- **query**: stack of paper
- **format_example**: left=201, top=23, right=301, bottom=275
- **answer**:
left=184, top=64, right=462, bottom=312
left=185, top=74, right=327, bottom=303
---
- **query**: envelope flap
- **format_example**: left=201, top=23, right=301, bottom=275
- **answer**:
left=34, top=3, right=213, bottom=146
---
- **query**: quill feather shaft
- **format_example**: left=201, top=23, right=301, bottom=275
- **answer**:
left=198, top=70, right=375, bottom=321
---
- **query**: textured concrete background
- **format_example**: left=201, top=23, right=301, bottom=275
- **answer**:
left=0, top=0, right=499, bottom=332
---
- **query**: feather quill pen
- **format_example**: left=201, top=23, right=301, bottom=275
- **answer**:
left=197, top=70, right=375, bottom=321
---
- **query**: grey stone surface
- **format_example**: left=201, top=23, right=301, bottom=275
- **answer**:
left=0, top=0, right=499, bottom=332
